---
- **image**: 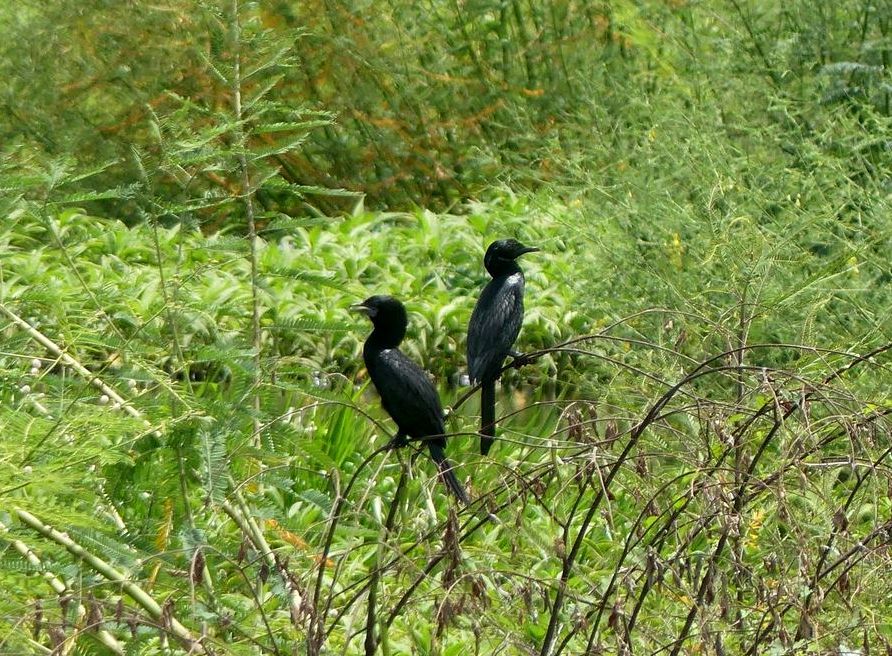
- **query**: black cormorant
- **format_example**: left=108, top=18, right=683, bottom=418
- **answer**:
left=352, top=295, right=468, bottom=503
left=467, top=239, right=539, bottom=455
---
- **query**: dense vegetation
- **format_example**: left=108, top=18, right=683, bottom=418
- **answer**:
left=1, top=1, right=890, bottom=654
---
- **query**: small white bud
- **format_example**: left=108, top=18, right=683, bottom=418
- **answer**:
left=23, top=465, right=33, bottom=475
left=127, top=379, right=137, bottom=389
left=19, top=385, right=31, bottom=394
left=31, top=359, right=42, bottom=369
left=98, top=394, right=110, bottom=405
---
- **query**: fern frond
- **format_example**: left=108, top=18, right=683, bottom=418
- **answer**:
left=199, top=425, right=229, bottom=504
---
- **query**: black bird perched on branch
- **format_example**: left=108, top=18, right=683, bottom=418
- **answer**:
left=467, top=239, right=539, bottom=455
left=352, top=295, right=468, bottom=504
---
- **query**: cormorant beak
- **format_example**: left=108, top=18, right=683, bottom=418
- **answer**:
left=350, top=303, right=376, bottom=317
left=518, top=245, right=540, bottom=256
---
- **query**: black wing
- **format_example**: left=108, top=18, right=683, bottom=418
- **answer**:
left=366, top=347, right=446, bottom=441
left=467, top=273, right=525, bottom=382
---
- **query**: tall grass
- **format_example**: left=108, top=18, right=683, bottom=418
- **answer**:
left=4, top=1, right=889, bottom=211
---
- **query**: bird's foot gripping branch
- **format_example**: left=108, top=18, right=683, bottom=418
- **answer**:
left=385, top=434, right=409, bottom=450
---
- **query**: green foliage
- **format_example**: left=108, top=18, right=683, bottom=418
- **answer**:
left=1, top=0, right=891, bottom=655
left=5, top=0, right=888, bottom=213
left=1, top=192, right=890, bottom=654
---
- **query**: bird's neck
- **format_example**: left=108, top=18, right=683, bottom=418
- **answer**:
left=367, top=325, right=405, bottom=350
left=488, top=261, right=523, bottom=278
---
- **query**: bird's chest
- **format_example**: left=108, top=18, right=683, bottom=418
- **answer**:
left=505, top=272, right=524, bottom=288
left=365, top=348, right=399, bottom=380
left=490, top=274, right=524, bottom=314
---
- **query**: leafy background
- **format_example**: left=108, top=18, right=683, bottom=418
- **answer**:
left=1, top=1, right=890, bottom=655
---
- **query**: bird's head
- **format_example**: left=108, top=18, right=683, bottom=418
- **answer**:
left=350, top=295, right=408, bottom=345
left=483, top=239, right=539, bottom=276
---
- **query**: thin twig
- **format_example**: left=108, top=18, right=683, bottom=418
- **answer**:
left=15, top=508, right=204, bottom=654
left=229, top=0, right=263, bottom=445
left=0, top=303, right=142, bottom=420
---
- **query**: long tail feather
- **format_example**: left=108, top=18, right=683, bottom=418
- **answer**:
left=428, top=443, right=469, bottom=505
left=480, top=378, right=496, bottom=455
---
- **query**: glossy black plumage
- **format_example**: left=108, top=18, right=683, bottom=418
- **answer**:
left=353, top=295, right=468, bottom=504
left=467, top=239, right=538, bottom=455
